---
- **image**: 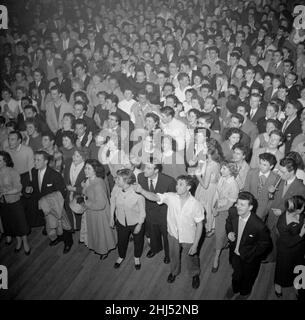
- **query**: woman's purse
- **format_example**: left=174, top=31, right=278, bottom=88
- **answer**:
left=69, top=195, right=86, bottom=215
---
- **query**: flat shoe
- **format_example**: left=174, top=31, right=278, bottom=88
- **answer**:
left=134, top=263, right=141, bottom=270
left=167, top=273, right=176, bottom=283
left=25, top=248, right=31, bottom=256
left=114, top=260, right=123, bottom=269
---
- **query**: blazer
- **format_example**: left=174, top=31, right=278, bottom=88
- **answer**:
left=243, top=168, right=280, bottom=219
left=31, top=166, right=67, bottom=200
left=225, top=207, right=273, bottom=263
left=137, top=172, right=176, bottom=225
left=263, top=87, right=279, bottom=103
left=241, top=119, right=259, bottom=147
left=63, top=159, right=86, bottom=196
left=241, top=80, right=263, bottom=93
left=28, top=80, right=48, bottom=96
left=46, top=100, right=74, bottom=134
left=287, top=85, right=301, bottom=101
left=249, top=106, right=266, bottom=125
left=267, top=61, right=285, bottom=76
left=56, top=77, right=73, bottom=101
left=54, top=38, right=78, bottom=54
left=267, top=178, right=305, bottom=230
left=282, top=117, right=302, bottom=154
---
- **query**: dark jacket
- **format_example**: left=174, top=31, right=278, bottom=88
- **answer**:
left=137, top=172, right=176, bottom=225
left=226, top=206, right=273, bottom=263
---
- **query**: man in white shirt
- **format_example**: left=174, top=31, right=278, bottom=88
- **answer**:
left=118, top=88, right=136, bottom=118
left=136, top=175, right=205, bottom=289
left=160, top=106, right=187, bottom=151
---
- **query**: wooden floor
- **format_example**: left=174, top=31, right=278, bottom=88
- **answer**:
left=0, top=227, right=297, bottom=300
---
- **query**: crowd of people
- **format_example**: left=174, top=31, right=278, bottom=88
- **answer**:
left=1, top=0, right=305, bottom=300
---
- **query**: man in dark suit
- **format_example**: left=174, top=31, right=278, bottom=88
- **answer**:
left=248, top=93, right=266, bottom=125
left=74, top=101, right=98, bottom=135
left=55, top=28, right=78, bottom=55
left=225, top=192, right=272, bottom=300
left=243, top=153, right=279, bottom=221
left=138, top=161, right=176, bottom=264
left=266, top=157, right=305, bottom=261
left=75, top=119, right=92, bottom=148
left=28, top=68, right=48, bottom=101
left=237, top=104, right=259, bottom=147
left=30, top=150, right=73, bottom=254
left=285, top=72, right=301, bottom=101
left=281, top=100, right=302, bottom=154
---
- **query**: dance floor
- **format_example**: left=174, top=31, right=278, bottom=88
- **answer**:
left=0, top=227, right=297, bottom=300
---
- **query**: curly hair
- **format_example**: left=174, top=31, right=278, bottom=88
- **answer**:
left=221, top=160, right=239, bottom=178
left=85, top=159, right=105, bottom=179
left=0, top=151, right=14, bottom=168
left=207, top=138, right=224, bottom=163
left=225, top=127, right=242, bottom=141
left=116, top=168, right=136, bottom=185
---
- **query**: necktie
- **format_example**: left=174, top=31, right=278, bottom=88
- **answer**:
left=149, top=179, right=155, bottom=192
left=282, top=182, right=289, bottom=197
left=282, top=120, right=290, bottom=133
left=258, top=175, right=267, bottom=195
left=250, top=109, right=255, bottom=119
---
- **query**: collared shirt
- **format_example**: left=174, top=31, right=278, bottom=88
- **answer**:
left=149, top=174, right=159, bottom=190
left=234, top=212, right=251, bottom=255
left=250, top=107, right=258, bottom=118
left=259, top=171, right=270, bottom=179
left=78, top=133, right=86, bottom=144
left=282, top=176, right=296, bottom=196
left=111, top=186, right=146, bottom=226
left=38, top=167, right=47, bottom=191
left=157, top=192, right=205, bottom=243
left=69, top=162, right=84, bottom=186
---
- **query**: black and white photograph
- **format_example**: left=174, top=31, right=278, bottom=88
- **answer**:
left=0, top=0, right=305, bottom=306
